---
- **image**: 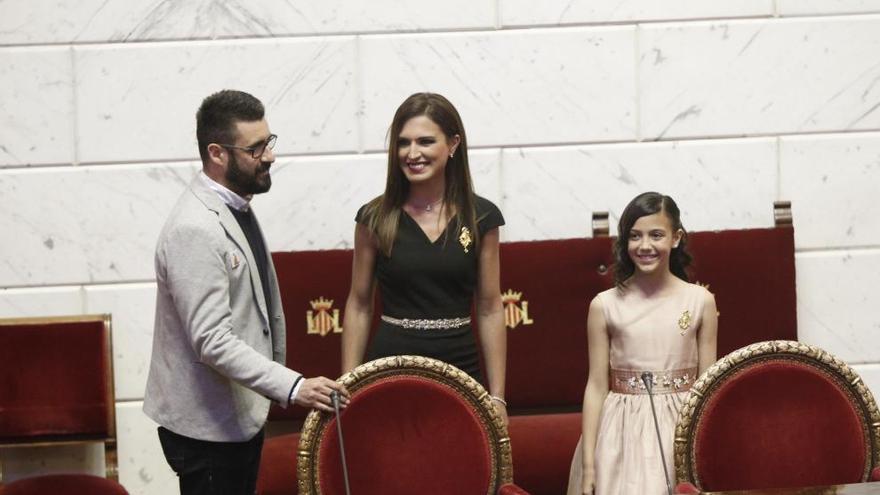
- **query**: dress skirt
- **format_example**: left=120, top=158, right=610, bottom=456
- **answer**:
left=567, top=390, right=688, bottom=495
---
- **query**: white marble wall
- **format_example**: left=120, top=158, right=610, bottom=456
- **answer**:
left=1, top=2, right=878, bottom=494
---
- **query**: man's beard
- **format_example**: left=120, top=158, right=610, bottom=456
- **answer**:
left=226, top=153, right=272, bottom=196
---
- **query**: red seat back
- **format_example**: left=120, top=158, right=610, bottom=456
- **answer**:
left=270, top=249, right=361, bottom=421
left=0, top=316, right=114, bottom=442
left=687, top=227, right=798, bottom=356
left=676, top=341, right=880, bottom=491
left=297, top=356, right=513, bottom=494
left=499, top=238, right=613, bottom=410
left=270, top=226, right=798, bottom=415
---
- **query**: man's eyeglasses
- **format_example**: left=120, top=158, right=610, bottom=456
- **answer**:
left=219, top=134, right=277, bottom=159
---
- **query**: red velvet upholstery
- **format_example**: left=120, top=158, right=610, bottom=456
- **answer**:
left=270, top=249, right=377, bottom=421
left=0, top=319, right=113, bottom=440
left=0, top=474, right=128, bottom=495
left=0, top=316, right=125, bottom=492
left=319, top=377, right=491, bottom=493
left=687, top=228, right=798, bottom=357
left=499, top=483, right=532, bottom=495
left=507, top=413, right=582, bottom=495
left=268, top=227, right=797, bottom=415
left=676, top=341, right=880, bottom=492
left=266, top=226, right=798, bottom=494
left=499, top=238, right=612, bottom=410
left=256, top=433, right=300, bottom=495
left=674, top=481, right=700, bottom=494
left=296, top=356, right=526, bottom=494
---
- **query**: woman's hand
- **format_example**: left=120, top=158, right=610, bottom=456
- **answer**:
left=582, top=469, right=596, bottom=495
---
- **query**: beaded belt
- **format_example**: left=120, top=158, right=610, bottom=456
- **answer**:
left=610, top=367, right=698, bottom=395
left=380, top=314, right=471, bottom=330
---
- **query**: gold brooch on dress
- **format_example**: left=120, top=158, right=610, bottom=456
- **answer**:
left=678, top=310, right=691, bottom=335
left=459, top=226, right=473, bottom=253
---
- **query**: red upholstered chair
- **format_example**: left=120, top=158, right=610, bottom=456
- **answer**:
left=506, top=412, right=581, bottom=494
left=0, top=315, right=127, bottom=494
left=296, top=356, right=528, bottom=495
left=674, top=340, right=880, bottom=493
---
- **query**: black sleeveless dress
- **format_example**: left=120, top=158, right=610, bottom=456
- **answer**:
left=355, top=196, right=504, bottom=383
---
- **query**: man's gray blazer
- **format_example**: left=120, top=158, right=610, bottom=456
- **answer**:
left=144, top=175, right=299, bottom=442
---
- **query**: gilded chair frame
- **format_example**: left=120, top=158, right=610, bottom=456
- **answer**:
left=674, top=340, right=880, bottom=488
left=296, top=355, right=514, bottom=495
left=0, top=314, right=118, bottom=483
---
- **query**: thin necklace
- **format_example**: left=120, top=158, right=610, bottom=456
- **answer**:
left=409, top=197, right=443, bottom=212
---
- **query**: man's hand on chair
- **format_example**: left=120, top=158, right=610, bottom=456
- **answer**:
left=294, top=377, right=350, bottom=412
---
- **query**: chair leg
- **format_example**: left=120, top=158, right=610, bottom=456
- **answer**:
left=105, top=440, right=119, bottom=482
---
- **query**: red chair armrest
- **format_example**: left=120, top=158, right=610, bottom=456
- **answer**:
left=499, top=483, right=531, bottom=495
left=675, top=481, right=700, bottom=494
left=871, top=466, right=880, bottom=481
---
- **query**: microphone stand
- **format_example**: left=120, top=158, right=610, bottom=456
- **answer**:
left=330, top=391, right=352, bottom=495
left=642, top=372, right=673, bottom=495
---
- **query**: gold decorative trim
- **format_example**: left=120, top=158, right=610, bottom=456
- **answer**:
left=592, top=211, right=610, bottom=238
left=674, top=340, right=880, bottom=489
left=296, top=356, right=514, bottom=494
left=774, top=200, right=793, bottom=228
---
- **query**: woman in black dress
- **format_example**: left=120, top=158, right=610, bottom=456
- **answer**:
left=341, top=92, right=508, bottom=422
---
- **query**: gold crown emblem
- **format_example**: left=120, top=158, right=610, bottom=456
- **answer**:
left=501, top=289, right=523, bottom=304
left=309, top=297, right=334, bottom=311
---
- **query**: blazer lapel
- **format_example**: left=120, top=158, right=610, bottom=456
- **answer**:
left=189, top=177, right=270, bottom=324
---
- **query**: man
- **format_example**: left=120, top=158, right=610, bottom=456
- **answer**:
left=144, top=89, right=348, bottom=495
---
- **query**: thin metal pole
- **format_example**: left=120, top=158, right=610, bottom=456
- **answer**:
left=331, top=391, right=352, bottom=495
left=642, top=373, right=673, bottom=495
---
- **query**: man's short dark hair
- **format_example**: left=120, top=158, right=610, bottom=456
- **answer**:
left=196, top=90, right=265, bottom=163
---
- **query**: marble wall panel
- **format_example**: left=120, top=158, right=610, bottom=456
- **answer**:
left=470, top=148, right=504, bottom=210
left=0, top=162, right=199, bottom=287
left=640, top=16, right=880, bottom=139
left=777, top=0, right=880, bottom=16
left=360, top=27, right=637, bottom=151
left=499, top=0, right=773, bottom=26
left=256, top=154, right=386, bottom=252
left=75, top=37, right=357, bottom=163
left=0, top=286, right=83, bottom=316
left=0, top=47, right=74, bottom=167
left=84, top=284, right=157, bottom=401
left=796, top=250, right=880, bottom=363
left=116, top=402, right=178, bottom=495
left=780, top=132, right=880, bottom=250
left=501, top=138, right=777, bottom=241
left=0, top=0, right=495, bottom=45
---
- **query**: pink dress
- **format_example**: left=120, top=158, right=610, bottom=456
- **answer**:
left=567, top=282, right=709, bottom=495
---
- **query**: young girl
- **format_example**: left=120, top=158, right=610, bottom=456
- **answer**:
left=567, top=192, right=718, bottom=494
left=341, top=92, right=508, bottom=422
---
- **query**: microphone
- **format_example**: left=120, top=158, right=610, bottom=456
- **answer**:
left=330, top=391, right=352, bottom=495
left=642, top=372, right=673, bottom=495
